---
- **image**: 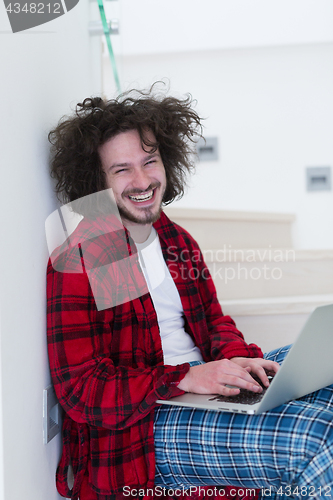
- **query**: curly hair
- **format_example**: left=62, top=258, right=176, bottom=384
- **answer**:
left=48, top=86, right=203, bottom=212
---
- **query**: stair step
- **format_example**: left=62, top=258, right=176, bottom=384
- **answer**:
left=164, top=207, right=295, bottom=249
left=221, top=293, right=333, bottom=317
left=221, top=294, right=333, bottom=353
left=204, top=249, right=333, bottom=300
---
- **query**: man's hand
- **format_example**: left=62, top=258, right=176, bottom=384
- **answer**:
left=178, top=357, right=278, bottom=396
left=177, top=357, right=280, bottom=396
left=230, top=357, right=280, bottom=388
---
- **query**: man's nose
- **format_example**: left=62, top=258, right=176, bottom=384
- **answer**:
left=131, top=168, right=151, bottom=191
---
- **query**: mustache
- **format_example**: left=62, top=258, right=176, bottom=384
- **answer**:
left=123, top=182, right=161, bottom=197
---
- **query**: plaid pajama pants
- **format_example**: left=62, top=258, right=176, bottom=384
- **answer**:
left=154, top=346, right=333, bottom=499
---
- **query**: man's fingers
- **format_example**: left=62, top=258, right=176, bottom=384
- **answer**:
left=215, top=370, right=263, bottom=394
left=249, top=362, right=278, bottom=388
left=220, top=386, right=240, bottom=397
left=250, top=366, right=270, bottom=388
left=178, top=359, right=273, bottom=395
left=231, top=358, right=280, bottom=389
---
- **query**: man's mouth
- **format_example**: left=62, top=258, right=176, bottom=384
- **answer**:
left=127, top=189, right=155, bottom=203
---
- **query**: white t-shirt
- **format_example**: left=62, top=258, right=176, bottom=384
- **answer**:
left=136, top=228, right=203, bottom=366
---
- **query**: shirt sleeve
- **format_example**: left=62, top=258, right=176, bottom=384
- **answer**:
left=47, top=260, right=189, bottom=431
left=187, top=238, right=264, bottom=361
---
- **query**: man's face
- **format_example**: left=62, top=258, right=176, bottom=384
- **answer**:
left=99, top=129, right=167, bottom=227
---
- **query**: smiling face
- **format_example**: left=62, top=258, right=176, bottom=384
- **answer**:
left=99, top=129, right=167, bottom=230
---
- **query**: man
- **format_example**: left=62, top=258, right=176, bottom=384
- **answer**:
left=47, top=89, right=333, bottom=500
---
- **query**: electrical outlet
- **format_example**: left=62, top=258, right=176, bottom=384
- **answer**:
left=196, top=137, right=219, bottom=162
left=306, top=166, right=331, bottom=191
left=43, top=385, right=61, bottom=444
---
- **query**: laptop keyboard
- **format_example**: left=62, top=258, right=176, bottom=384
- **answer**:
left=208, top=372, right=275, bottom=406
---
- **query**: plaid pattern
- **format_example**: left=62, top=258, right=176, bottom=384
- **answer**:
left=154, top=346, right=333, bottom=499
left=47, top=211, right=263, bottom=499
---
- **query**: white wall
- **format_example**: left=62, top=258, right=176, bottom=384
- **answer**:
left=0, top=2, right=101, bottom=499
left=103, top=1, right=333, bottom=250
left=115, top=0, right=333, bottom=55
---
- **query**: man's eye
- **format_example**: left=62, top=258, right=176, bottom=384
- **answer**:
left=145, top=160, right=156, bottom=166
left=114, top=168, right=127, bottom=174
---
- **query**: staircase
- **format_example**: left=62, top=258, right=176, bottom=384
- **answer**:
left=164, top=207, right=333, bottom=353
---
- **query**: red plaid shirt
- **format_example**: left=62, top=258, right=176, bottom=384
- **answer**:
left=47, top=211, right=263, bottom=499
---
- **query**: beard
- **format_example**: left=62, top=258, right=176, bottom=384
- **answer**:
left=117, top=203, right=163, bottom=225
left=117, top=182, right=165, bottom=225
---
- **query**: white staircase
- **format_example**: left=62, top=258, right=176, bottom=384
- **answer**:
left=164, top=207, right=295, bottom=249
left=164, top=207, right=333, bottom=352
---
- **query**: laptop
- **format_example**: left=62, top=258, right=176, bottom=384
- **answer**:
left=156, top=304, right=333, bottom=415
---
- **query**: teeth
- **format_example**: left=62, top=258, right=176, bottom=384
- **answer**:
left=128, top=190, right=154, bottom=202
